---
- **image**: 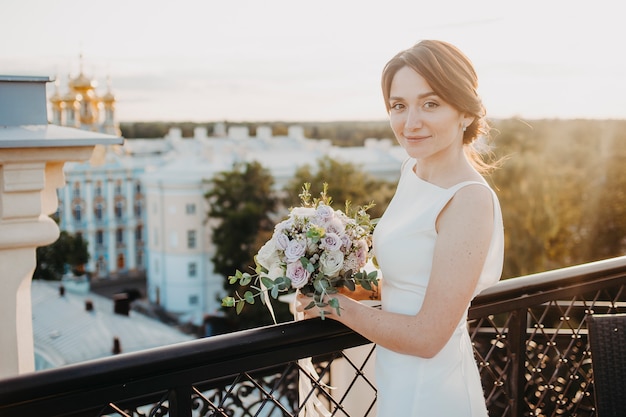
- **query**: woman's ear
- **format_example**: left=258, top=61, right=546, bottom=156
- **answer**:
left=463, top=115, right=476, bottom=128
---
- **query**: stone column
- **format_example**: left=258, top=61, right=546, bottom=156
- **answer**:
left=0, top=75, right=122, bottom=378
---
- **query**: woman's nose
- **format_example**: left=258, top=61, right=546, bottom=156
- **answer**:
left=404, top=108, right=423, bottom=130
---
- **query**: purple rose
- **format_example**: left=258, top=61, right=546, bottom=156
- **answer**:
left=286, top=261, right=311, bottom=289
left=284, top=239, right=306, bottom=263
left=320, top=232, right=343, bottom=252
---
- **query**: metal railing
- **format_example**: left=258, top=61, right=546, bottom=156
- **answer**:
left=1, top=256, right=625, bottom=417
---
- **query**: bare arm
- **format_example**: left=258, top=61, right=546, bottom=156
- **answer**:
left=297, top=184, right=494, bottom=358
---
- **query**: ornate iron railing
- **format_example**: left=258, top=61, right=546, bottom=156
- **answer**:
left=1, top=256, right=625, bottom=417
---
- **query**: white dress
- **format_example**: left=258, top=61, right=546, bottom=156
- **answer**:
left=372, top=158, right=504, bottom=417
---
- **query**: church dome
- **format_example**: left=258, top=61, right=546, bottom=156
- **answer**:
left=69, top=72, right=96, bottom=92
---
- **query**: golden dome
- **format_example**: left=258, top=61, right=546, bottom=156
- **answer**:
left=69, top=72, right=96, bottom=91
left=102, top=90, right=116, bottom=103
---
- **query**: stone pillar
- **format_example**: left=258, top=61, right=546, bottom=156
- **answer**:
left=0, top=75, right=122, bottom=378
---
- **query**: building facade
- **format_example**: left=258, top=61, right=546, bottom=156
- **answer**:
left=50, top=69, right=406, bottom=323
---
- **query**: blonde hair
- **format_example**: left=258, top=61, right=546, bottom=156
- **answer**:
left=382, top=40, right=496, bottom=172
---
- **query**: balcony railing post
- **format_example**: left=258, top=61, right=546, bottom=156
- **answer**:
left=507, top=308, right=528, bottom=417
left=168, top=385, right=193, bottom=417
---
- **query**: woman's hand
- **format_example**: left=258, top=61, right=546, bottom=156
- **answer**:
left=295, top=292, right=347, bottom=320
left=338, top=282, right=381, bottom=301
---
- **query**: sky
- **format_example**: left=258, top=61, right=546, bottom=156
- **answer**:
left=2, top=0, right=625, bottom=122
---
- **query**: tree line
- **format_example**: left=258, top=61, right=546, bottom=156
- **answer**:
left=204, top=118, right=626, bottom=329
left=36, top=118, right=626, bottom=330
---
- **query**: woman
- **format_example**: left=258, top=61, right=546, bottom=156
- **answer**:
left=296, top=40, right=504, bottom=416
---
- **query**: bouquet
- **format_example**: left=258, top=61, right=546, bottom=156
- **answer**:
left=222, top=183, right=378, bottom=320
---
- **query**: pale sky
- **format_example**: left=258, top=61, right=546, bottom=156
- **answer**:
left=2, top=0, right=625, bottom=122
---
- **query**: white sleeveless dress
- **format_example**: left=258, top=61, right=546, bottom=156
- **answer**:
left=372, top=158, right=504, bottom=417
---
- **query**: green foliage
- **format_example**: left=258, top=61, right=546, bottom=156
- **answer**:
left=34, top=230, right=90, bottom=280
left=284, top=156, right=396, bottom=219
left=205, top=161, right=289, bottom=329
left=489, top=119, right=626, bottom=277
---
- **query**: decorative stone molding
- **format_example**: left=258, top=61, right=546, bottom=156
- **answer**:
left=0, top=75, right=122, bottom=378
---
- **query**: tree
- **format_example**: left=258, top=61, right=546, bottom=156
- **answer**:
left=283, top=156, right=396, bottom=219
left=34, top=229, right=90, bottom=280
left=205, top=162, right=290, bottom=329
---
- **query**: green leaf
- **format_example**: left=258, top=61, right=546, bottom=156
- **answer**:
left=360, top=280, right=372, bottom=291
left=271, top=285, right=279, bottom=299
left=244, top=291, right=255, bottom=304
left=222, top=296, right=235, bottom=307
left=260, top=276, right=275, bottom=289
left=236, top=301, right=245, bottom=315
left=344, top=279, right=356, bottom=291
left=328, top=297, right=340, bottom=309
left=240, top=273, right=252, bottom=286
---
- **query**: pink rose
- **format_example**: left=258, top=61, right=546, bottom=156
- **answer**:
left=315, top=204, right=335, bottom=222
left=286, top=261, right=311, bottom=289
left=320, top=232, right=342, bottom=252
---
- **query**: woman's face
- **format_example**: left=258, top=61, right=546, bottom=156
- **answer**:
left=388, top=66, right=469, bottom=162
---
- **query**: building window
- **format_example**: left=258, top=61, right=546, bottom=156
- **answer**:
left=188, top=262, right=197, bottom=277
left=96, top=230, right=104, bottom=246
left=134, top=201, right=143, bottom=218
left=117, top=253, right=125, bottom=269
left=95, top=181, right=103, bottom=197
left=73, top=204, right=82, bottom=222
left=115, top=201, right=124, bottom=219
left=72, top=182, right=81, bottom=198
left=115, top=180, right=122, bottom=195
left=187, top=230, right=197, bottom=249
left=135, top=181, right=142, bottom=195
left=95, top=203, right=104, bottom=221
left=186, top=203, right=196, bottom=215
left=116, top=228, right=124, bottom=244
left=135, top=225, right=143, bottom=242
left=136, top=250, right=143, bottom=269
left=189, top=295, right=199, bottom=306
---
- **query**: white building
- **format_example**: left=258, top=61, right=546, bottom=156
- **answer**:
left=57, top=121, right=406, bottom=324
left=141, top=125, right=406, bottom=325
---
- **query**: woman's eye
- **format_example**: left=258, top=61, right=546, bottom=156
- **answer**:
left=423, top=101, right=439, bottom=109
left=391, top=103, right=404, bottom=111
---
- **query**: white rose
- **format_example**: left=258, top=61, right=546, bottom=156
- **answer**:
left=324, top=218, right=345, bottom=235
left=315, top=204, right=335, bottom=222
left=273, top=232, right=290, bottom=250
left=290, top=207, right=316, bottom=218
left=257, top=240, right=279, bottom=270
left=266, top=263, right=285, bottom=280
left=319, top=250, right=344, bottom=278
left=284, top=239, right=306, bottom=263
